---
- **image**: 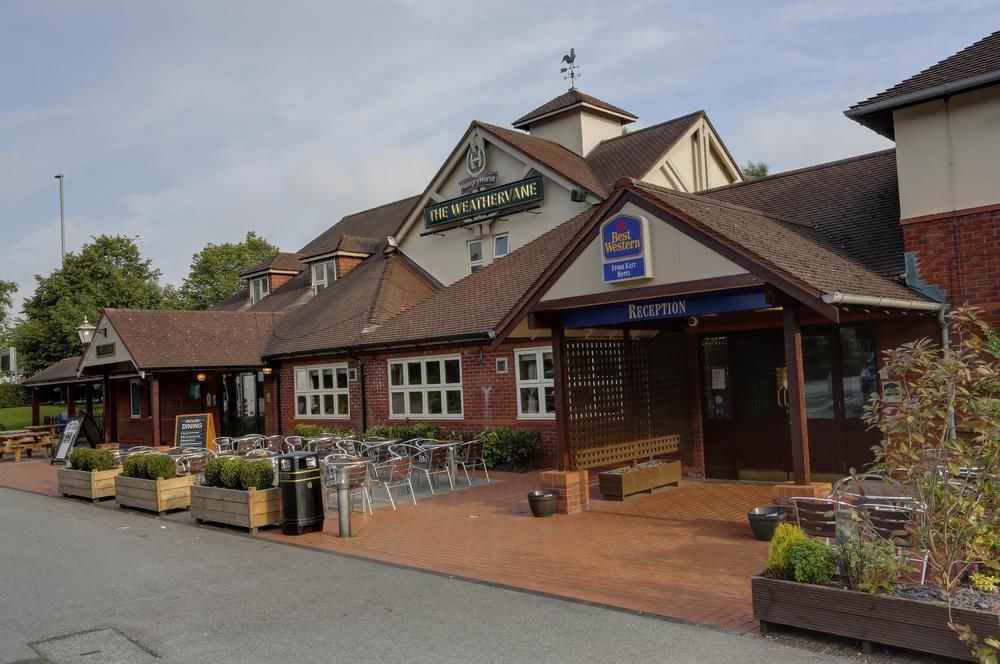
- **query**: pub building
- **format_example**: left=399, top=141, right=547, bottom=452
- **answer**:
left=32, top=32, right=997, bottom=509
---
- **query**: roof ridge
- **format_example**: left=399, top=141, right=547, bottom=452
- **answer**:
left=340, top=193, right=421, bottom=220
left=590, top=110, right=703, bottom=150
left=630, top=179, right=813, bottom=229
left=701, top=149, right=896, bottom=194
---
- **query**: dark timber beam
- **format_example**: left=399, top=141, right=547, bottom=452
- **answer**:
left=783, top=304, right=811, bottom=485
left=31, top=388, right=40, bottom=427
left=551, top=324, right=571, bottom=472
left=151, top=376, right=161, bottom=447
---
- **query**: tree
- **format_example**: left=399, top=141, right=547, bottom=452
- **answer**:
left=13, top=235, right=164, bottom=376
left=172, top=231, right=279, bottom=310
left=0, top=279, right=15, bottom=333
left=741, top=161, right=769, bottom=179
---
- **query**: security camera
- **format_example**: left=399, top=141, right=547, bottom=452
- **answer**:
left=687, top=316, right=699, bottom=327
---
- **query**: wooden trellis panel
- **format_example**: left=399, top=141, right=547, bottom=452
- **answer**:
left=564, top=333, right=690, bottom=470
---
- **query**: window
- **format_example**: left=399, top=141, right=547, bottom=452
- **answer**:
left=493, top=233, right=509, bottom=259
left=467, top=240, right=483, bottom=273
left=95, top=343, right=116, bottom=358
left=388, top=355, right=463, bottom=418
left=250, top=276, right=269, bottom=305
left=311, top=260, right=334, bottom=294
left=515, top=348, right=555, bottom=419
left=294, top=364, right=350, bottom=418
left=129, top=380, right=141, bottom=419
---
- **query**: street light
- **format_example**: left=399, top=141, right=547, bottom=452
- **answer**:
left=54, top=173, right=65, bottom=265
left=76, top=316, right=96, bottom=345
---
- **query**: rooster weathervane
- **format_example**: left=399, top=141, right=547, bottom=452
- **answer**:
left=560, top=48, right=580, bottom=89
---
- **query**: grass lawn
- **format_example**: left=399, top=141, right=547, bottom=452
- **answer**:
left=0, top=404, right=67, bottom=431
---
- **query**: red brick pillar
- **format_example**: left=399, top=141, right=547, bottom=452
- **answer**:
left=540, top=470, right=590, bottom=515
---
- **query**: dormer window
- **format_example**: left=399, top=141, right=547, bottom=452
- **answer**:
left=311, top=260, right=335, bottom=294
left=250, top=276, right=269, bottom=305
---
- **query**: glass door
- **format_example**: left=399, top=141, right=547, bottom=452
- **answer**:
left=222, top=372, right=264, bottom=437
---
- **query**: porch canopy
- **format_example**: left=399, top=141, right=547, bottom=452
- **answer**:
left=76, top=309, right=284, bottom=446
left=521, top=179, right=944, bottom=485
left=23, top=355, right=103, bottom=428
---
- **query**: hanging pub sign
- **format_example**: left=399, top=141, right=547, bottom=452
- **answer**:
left=173, top=413, right=217, bottom=450
left=424, top=175, right=544, bottom=228
left=601, top=214, right=652, bottom=283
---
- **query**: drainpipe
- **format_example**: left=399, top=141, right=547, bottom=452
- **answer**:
left=821, top=292, right=946, bottom=313
left=275, top=362, right=283, bottom=435
left=358, top=357, right=368, bottom=434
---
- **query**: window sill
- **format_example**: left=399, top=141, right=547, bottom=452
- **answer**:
left=517, top=413, right=556, bottom=421
left=295, top=414, right=351, bottom=420
left=388, top=414, right=464, bottom=421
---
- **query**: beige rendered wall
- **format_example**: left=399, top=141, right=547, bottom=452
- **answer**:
left=79, top=316, right=133, bottom=369
left=638, top=118, right=741, bottom=193
left=894, top=86, right=1000, bottom=219
left=528, top=109, right=624, bottom=156
left=540, top=201, right=748, bottom=302
left=397, top=139, right=594, bottom=287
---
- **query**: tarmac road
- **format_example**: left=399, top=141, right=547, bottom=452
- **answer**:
left=0, top=487, right=851, bottom=663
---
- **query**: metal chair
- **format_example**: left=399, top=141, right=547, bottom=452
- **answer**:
left=396, top=443, right=453, bottom=495
left=262, top=434, right=285, bottom=454
left=212, top=437, right=235, bottom=455
left=368, top=455, right=416, bottom=511
left=454, top=439, right=489, bottom=485
left=321, top=457, right=372, bottom=515
left=864, top=503, right=929, bottom=584
left=234, top=435, right=264, bottom=455
left=788, top=497, right=839, bottom=543
left=337, top=439, right=361, bottom=456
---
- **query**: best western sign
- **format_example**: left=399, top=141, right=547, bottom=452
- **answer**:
left=424, top=176, right=544, bottom=228
left=601, top=214, right=652, bottom=283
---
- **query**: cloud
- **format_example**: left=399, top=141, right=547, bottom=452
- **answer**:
left=0, top=151, right=37, bottom=198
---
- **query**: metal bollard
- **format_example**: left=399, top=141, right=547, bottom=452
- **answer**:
left=335, top=465, right=351, bottom=538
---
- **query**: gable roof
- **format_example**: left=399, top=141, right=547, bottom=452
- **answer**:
left=628, top=180, right=926, bottom=305
left=248, top=269, right=313, bottom=312
left=239, top=252, right=305, bottom=278
left=100, top=309, right=284, bottom=370
left=209, top=289, right=251, bottom=312
left=263, top=251, right=440, bottom=358
left=584, top=111, right=703, bottom=191
left=703, top=149, right=903, bottom=278
left=24, top=356, right=88, bottom=386
left=847, top=31, right=1000, bottom=138
left=513, top=89, right=637, bottom=129
left=298, top=195, right=420, bottom=261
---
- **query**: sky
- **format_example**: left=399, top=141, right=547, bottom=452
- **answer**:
left=1, top=0, right=997, bottom=315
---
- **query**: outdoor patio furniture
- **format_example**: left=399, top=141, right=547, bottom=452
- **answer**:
left=368, top=455, right=416, bottom=511
left=282, top=436, right=304, bottom=452
left=395, top=443, right=454, bottom=495
left=337, top=439, right=361, bottom=456
left=453, top=439, right=489, bottom=486
left=166, top=447, right=215, bottom=475
left=863, top=503, right=929, bottom=585
left=304, top=436, right=338, bottom=455
left=787, top=496, right=839, bottom=543
left=212, top=437, right=235, bottom=455
left=262, top=434, right=285, bottom=454
left=234, top=435, right=265, bottom=455
left=321, top=457, right=372, bottom=515
left=244, top=448, right=281, bottom=478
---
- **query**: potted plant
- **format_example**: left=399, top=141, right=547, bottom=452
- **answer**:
left=597, top=460, right=681, bottom=501
left=527, top=490, right=556, bottom=517
left=58, top=448, right=120, bottom=503
left=114, top=453, right=194, bottom=516
left=191, top=457, right=279, bottom=534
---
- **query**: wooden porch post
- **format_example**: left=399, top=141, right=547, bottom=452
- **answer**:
left=31, top=388, right=40, bottom=426
left=85, top=383, right=94, bottom=415
left=150, top=375, right=161, bottom=446
left=103, top=376, right=118, bottom=443
left=66, top=384, right=76, bottom=417
left=783, top=304, right=811, bottom=485
left=551, top=323, right=571, bottom=472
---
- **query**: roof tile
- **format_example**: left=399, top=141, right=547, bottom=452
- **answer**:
left=513, top=89, right=637, bottom=127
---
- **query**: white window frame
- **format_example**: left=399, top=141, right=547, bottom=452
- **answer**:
left=311, top=260, right=335, bottom=295
left=493, top=233, right=510, bottom=259
left=129, top=379, right=141, bottom=419
left=515, top=347, right=556, bottom=420
left=387, top=354, right=463, bottom=420
left=293, top=363, right=350, bottom=419
left=250, top=276, right=270, bottom=305
left=467, top=239, right=484, bottom=273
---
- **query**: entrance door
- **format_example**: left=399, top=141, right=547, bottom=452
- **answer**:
left=222, top=372, right=264, bottom=437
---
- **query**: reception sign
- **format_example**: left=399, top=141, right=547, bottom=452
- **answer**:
left=561, top=288, right=769, bottom=329
left=424, top=176, right=543, bottom=228
left=601, top=214, right=652, bottom=283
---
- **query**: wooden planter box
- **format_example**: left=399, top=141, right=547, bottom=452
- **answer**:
left=752, top=575, right=1000, bottom=661
left=58, top=467, right=121, bottom=503
left=190, top=485, right=280, bottom=535
left=598, top=460, right=680, bottom=501
left=115, top=474, right=194, bottom=516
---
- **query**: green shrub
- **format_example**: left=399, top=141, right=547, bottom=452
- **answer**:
left=121, top=454, right=149, bottom=479
left=203, top=457, right=225, bottom=487
left=143, top=454, right=177, bottom=480
left=787, top=539, right=837, bottom=585
left=839, top=535, right=905, bottom=593
left=0, top=383, right=30, bottom=409
left=364, top=422, right=449, bottom=441
left=240, top=461, right=274, bottom=490
left=220, top=457, right=247, bottom=490
left=69, top=448, right=93, bottom=471
left=971, top=570, right=1000, bottom=594
left=479, top=427, right=539, bottom=468
left=293, top=423, right=356, bottom=438
left=89, top=449, right=115, bottom=472
left=765, top=523, right=807, bottom=579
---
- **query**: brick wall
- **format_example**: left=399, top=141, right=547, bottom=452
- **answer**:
left=903, top=205, right=1000, bottom=325
left=269, top=272, right=298, bottom=292
left=269, top=340, right=560, bottom=466
left=335, top=256, right=365, bottom=279
left=111, top=373, right=213, bottom=445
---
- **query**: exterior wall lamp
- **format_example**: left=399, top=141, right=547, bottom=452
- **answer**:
left=76, top=316, right=106, bottom=345
left=196, top=373, right=207, bottom=382
left=262, top=367, right=273, bottom=375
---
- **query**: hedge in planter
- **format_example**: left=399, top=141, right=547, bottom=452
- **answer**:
left=59, top=448, right=120, bottom=503
left=115, top=453, right=193, bottom=515
left=191, top=458, right=279, bottom=534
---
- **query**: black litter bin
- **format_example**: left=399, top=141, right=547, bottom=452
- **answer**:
left=278, top=451, right=325, bottom=536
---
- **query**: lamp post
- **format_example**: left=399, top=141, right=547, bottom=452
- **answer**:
left=54, top=173, right=65, bottom=265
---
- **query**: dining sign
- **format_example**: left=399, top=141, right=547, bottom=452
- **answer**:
left=601, top=214, right=652, bottom=283
left=424, top=176, right=544, bottom=228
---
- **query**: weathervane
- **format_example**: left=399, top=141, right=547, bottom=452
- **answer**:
left=560, top=48, right=580, bottom=89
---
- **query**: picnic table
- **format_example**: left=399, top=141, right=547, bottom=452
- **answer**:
left=0, top=430, right=54, bottom=462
